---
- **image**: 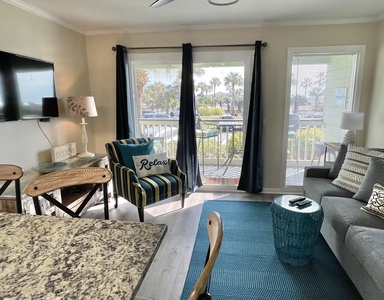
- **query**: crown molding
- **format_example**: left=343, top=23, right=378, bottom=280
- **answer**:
left=3, top=0, right=85, bottom=34
left=85, top=17, right=382, bottom=35
left=4, top=0, right=383, bottom=37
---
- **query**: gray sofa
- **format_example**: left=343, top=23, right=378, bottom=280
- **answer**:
left=303, top=149, right=384, bottom=300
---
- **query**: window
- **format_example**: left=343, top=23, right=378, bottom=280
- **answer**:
left=284, top=45, right=366, bottom=187
left=129, top=49, right=254, bottom=186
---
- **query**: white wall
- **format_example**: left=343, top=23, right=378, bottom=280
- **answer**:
left=86, top=23, right=378, bottom=191
left=0, top=2, right=91, bottom=169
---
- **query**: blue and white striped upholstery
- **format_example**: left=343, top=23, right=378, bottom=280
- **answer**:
left=105, top=138, right=186, bottom=221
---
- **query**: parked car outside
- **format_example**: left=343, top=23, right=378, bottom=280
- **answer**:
left=141, top=110, right=155, bottom=117
left=219, top=114, right=235, bottom=131
left=220, top=115, right=234, bottom=120
left=143, top=113, right=170, bottom=119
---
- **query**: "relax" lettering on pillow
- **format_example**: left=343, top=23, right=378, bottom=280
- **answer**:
left=132, top=152, right=171, bottom=178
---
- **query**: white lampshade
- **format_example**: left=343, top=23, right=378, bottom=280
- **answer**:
left=340, top=112, right=364, bottom=130
left=67, top=96, right=98, bottom=118
left=67, top=96, right=98, bottom=158
left=340, top=112, right=364, bottom=145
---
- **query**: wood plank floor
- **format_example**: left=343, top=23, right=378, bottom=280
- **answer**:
left=82, top=192, right=276, bottom=300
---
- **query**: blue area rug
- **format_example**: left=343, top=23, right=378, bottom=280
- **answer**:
left=181, top=200, right=362, bottom=300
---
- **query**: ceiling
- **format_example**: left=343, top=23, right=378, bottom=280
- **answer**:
left=5, top=0, right=384, bottom=34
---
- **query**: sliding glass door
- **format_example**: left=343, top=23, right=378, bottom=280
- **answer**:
left=129, top=50, right=253, bottom=186
left=284, top=46, right=365, bottom=186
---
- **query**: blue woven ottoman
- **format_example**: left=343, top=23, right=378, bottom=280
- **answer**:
left=271, top=195, right=324, bottom=265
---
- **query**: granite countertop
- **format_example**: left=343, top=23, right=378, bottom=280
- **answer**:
left=0, top=213, right=167, bottom=300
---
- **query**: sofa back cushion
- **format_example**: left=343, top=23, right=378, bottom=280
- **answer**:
left=327, top=143, right=348, bottom=179
left=353, top=157, right=384, bottom=202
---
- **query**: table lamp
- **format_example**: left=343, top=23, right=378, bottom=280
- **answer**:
left=67, top=96, right=98, bottom=157
left=340, top=112, right=364, bottom=145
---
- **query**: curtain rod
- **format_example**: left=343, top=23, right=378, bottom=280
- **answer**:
left=111, top=42, right=267, bottom=51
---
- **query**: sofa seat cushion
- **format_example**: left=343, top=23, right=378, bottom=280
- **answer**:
left=303, top=177, right=354, bottom=203
left=321, top=197, right=384, bottom=240
left=346, top=226, right=384, bottom=295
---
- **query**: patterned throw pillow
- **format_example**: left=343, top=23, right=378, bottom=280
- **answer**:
left=132, top=152, right=170, bottom=178
left=332, top=145, right=384, bottom=193
left=361, top=183, right=384, bottom=219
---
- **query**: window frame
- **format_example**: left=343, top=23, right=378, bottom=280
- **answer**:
left=282, top=45, right=366, bottom=188
left=129, top=49, right=255, bottom=135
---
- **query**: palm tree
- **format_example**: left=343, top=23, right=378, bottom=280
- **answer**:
left=310, top=72, right=326, bottom=111
left=224, top=72, right=243, bottom=115
left=300, top=77, right=313, bottom=100
left=136, top=66, right=180, bottom=116
left=136, top=69, right=150, bottom=116
left=196, top=82, right=213, bottom=105
left=143, top=82, right=167, bottom=111
left=297, top=77, right=312, bottom=113
left=209, top=77, right=221, bottom=107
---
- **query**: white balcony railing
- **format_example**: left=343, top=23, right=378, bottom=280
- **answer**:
left=139, top=118, right=244, bottom=168
left=287, top=119, right=324, bottom=167
left=140, top=118, right=324, bottom=170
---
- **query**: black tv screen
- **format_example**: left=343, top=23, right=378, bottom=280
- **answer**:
left=0, top=50, right=57, bottom=122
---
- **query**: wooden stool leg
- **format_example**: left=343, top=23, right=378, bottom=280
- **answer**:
left=138, top=207, right=144, bottom=222
left=103, top=183, right=109, bottom=220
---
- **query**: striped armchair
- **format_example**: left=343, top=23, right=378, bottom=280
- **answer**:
left=105, top=138, right=186, bottom=222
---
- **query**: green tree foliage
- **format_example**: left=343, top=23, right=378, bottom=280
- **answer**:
left=199, top=106, right=224, bottom=116
left=287, top=128, right=322, bottom=160
left=224, top=72, right=243, bottom=115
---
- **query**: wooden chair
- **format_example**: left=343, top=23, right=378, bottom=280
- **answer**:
left=105, top=138, right=186, bottom=222
left=25, top=167, right=112, bottom=219
left=0, top=164, right=24, bottom=213
left=188, top=211, right=224, bottom=300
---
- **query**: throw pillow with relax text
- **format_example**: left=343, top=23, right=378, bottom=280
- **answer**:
left=132, top=152, right=170, bottom=178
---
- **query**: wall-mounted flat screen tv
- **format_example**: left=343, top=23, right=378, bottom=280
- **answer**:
left=0, top=50, right=57, bottom=122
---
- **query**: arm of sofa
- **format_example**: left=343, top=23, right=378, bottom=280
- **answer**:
left=304, top=166, right=332, bottom=178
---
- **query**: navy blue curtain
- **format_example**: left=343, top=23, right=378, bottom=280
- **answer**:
left=176, top=43, right=202, bottom=192
left=115, top=45, right=131, bottom=139
left=238, top=41, right=264, bottom=193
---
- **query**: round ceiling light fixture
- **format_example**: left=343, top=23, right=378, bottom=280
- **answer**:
left=207, top=0, right=239, bottom=6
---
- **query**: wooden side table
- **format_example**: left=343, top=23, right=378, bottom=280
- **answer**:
left=324, top=142, right=341, bottom=165
left=0, top=154, right=111, bottom=216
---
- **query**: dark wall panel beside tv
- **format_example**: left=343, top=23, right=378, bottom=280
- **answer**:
left=0, top=50, right=57, bottom=122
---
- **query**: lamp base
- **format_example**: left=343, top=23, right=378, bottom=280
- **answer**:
left=342, top=130, right=356, bottom=145
left=77, top=151, right=95, bottom=158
